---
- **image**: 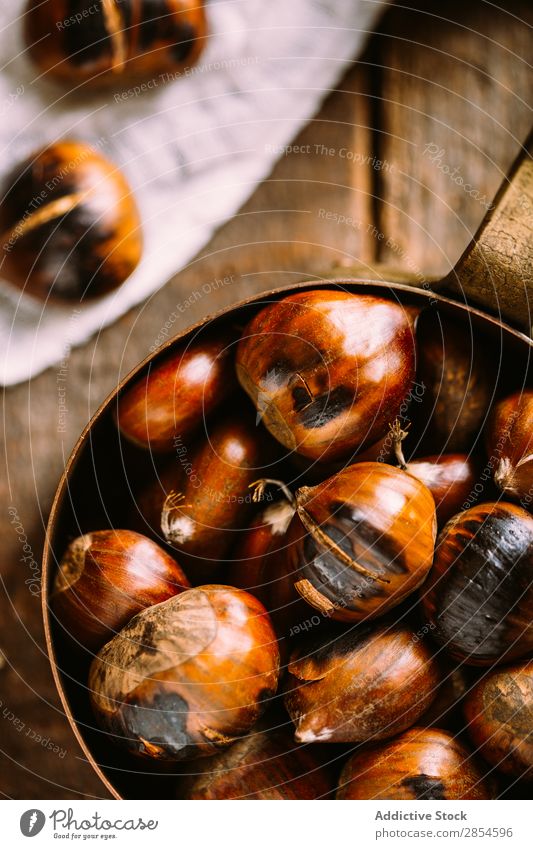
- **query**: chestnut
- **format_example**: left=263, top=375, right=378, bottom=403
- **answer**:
left=89, top=585, right=280, bottom=761
left=284, top=621, right=441, bottom=743
left=25, top=0, right=207, bottom=87
left=390, top=420, right=480, bottom=525
left=413, top=312, right=496, bottom=453
left=116, top=328, right=237, bottom=452
left=236, top=290, right=417, bottom=461
left=419, top=660, right=472, bottom=728
left=177, top=727, right=334, bottom=799
left=227, top=497, right=295, bottom=606
left=336, top=728, right=494, bottom=799
left=486, top=389, right=533, bottom=504
left=0, top=141, right=142, bottom=301
left=464, top=660, right=533, bottom=779
left=421, top=502, right=533, bottom=665
left=133, top=411, right=277, bottom=579
left=280, top=461, right=437, bottom=622
left=52, top=529, right=189, bottom=653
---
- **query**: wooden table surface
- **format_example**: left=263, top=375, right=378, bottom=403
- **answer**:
left=1, top=0, right=532, bottom=799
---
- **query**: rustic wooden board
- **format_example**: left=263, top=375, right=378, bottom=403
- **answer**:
left=1, top=0, right=532, bottom=799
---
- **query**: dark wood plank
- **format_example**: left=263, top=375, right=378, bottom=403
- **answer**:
left=373, top=0, right=533, bottom=277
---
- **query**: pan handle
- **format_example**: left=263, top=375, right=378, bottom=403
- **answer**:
left=443, top=131, right=533, bottom=336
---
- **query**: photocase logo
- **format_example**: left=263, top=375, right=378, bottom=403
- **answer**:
left=20, top=810, right=46, bottom=837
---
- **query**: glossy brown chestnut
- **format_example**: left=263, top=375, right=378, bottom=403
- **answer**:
left=389, top=424, right=480, bottom=526
left=133, top=412, right=276, bottom=579
left=52, top=529, right=189, bottom=653
left=236, top=290, right=417, bottom=461
left=336, top=728, right=494, bottom=800
left=177, top=728, right=333, bottom=799
left=405, top=454, right=480, bottom=526
left=25, top=1, right=206, bottom=87
left=413, top=312, right=496, bottom=453
left=284, top=621, right=441, bottom=743
left=116, top=329, right=237, bottom=452
left=227, top=498, right=296, bottom=606
left=0, top=141, right=142, bottom=301
left=464, top=660, right=533, bottom=779
left=89, top=585, right=280, bottom=761
left=486, top=390, right=533, bottom=504
left=281, top=461, right=437, bottom=622
left=421, top=502, right=533, bottom=665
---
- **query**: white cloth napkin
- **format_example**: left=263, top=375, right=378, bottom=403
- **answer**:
left=0, top=0, right=384, bottom=385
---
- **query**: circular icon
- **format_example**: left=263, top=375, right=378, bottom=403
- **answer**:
left=20, top=810, right=46, bottom=837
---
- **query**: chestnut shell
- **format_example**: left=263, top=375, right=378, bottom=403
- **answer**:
left=0, top=141, right=142, bottom=301
left=89, top=585, right=280, bottom=761
left=486, top=390, right=533, bottom=504
left=52, top=529, right=189, bottom=652
left=284, top=621, right=441, bottom=744
left=176, top=727, right=334, bottom=799
left=25, top=0, right=207, bottom=87
left=337, top=727, right=494, bottom=800
left=421, top=502, right=533, bottom=665
left=116, top=328, right=237, bottom=452
left=285, top=462, right=437, bottom=622
left=464, top=660, right=533, bottom=779
left=236, top=290, right=417, bottom=461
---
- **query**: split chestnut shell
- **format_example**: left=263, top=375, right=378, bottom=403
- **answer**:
left=236, top=290, right=417, bottom=461
left=284, top=461, right=437, bottom=622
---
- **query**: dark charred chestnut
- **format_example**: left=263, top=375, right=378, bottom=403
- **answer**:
left=486, top=390, right=533, bottom=505
left=464, top=660, right=533, bottom=779
left=89, top=585, right=280, bottom=761
left=281, top=461, right=437, bottom=622
left=421, top=502, right=533, bottom=665
left=413, top=312, right=496, bottom=453
left=0, top=141, right=142, bottom=301
left=25, top=0, right=207, bottom=87
left=236, top=290, right=417, bottom=461
left=116, top=329, right=237, bottom=452
left=52, top=529, right=189, bottom=653
left=337, top=728, right=494, bottom=799
left=177, top=727, right=334, bottom=799
left=133, top=412, right=277, bottom=580
left=284, top=621, right=441, bottom=743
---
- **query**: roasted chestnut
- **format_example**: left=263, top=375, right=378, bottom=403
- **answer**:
left=177, top=727, right=334, bottom=799
left=284, top=621, right=441, bottom=743
left=89, top=585, right=280, bottom=761
left=279, top=461, right=436, bottom=622
left=116, top=329, right=237, bottom=452
left=52, top=529, right=189, bottom=652
left=133, top=411, right=277, bottom=579
left=336, top=728, right=494, bottom=799
left=236, top=290, right=417, bottom=461
left=464, top=660, right=533, bottom=779
left=422, top=502, right=533, bottom=665
left=413, top=312, right=496, bottom=453
left=25, top=0, right=206, bottom=87
left=390, top=420, right=480, bottom=525
left=0, top=141, right=142, bottom=301
left=486, top=390, right=533, bottom=504
left=227, top=497, right=296, bottom=606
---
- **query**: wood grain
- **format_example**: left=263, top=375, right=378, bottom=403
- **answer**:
left=1, top=0, right=532, bottom=798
